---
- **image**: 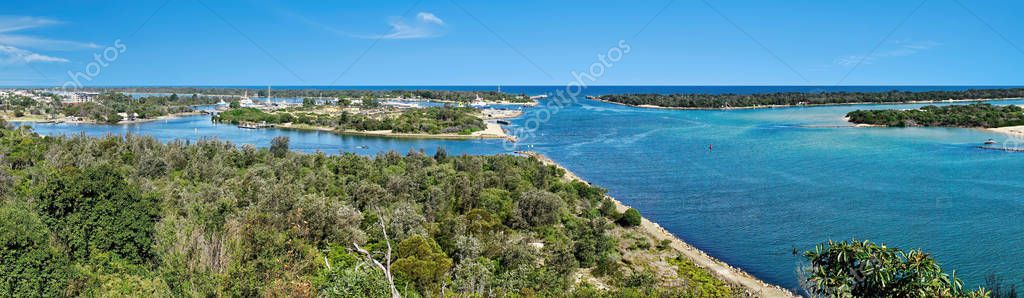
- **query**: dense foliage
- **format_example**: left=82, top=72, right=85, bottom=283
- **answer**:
left=0, top=124, right=732, bottom=296
left=82, top=87, right=533, bottom=103
left=803, top=240, right=986, bottom=297
left=214, top=107, right=487, bottom=134
left=846, top=103, right=1024, bottom=128
left=598, top=88, right=1024, bottom=108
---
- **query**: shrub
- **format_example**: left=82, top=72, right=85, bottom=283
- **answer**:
left=512, top=190, right=565, bottom=228
left=619, top=208, right=642, bottom=227
left=270, top=136, right=289, bottom=158
left=393, top=235, right=453, bottom=293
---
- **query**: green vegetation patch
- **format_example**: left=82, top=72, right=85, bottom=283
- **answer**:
left=214, top=106, right=487, bottom=134
left=599, top=88, right=1024, bottom=108
left=0, top=124, right=724, bottom=296
left=846, top=103, right=1024, bottom=128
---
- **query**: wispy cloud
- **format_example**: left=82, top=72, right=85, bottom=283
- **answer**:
left=0, top=15, right=95, bottom=64
left=0, top=45, right=68, bottom=64
left=0, top=34, right=99, bottom=51
left=280, top=10, right=447, bottom=40
left=367, top=12, right=447, bottom=40
left=836, top=40, right=940, bottom=67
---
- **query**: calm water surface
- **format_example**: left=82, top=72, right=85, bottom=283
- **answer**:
left=15, top=86, right=1024, bottom=292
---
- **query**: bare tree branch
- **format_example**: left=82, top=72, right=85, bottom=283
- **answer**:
left=353, top=207, right=401, bottom=298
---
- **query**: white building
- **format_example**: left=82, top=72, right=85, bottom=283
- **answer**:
left=59, top=92, right=100, bottom=104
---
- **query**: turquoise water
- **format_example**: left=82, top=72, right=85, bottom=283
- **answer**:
left=520, top=98, right=1024, bottom=292
left=13, top=86, right=1024, bottom=292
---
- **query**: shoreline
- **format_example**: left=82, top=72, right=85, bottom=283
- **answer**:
left=385, top=98, right=540, bottom=107
left=593, top=96, right=1024, bottom=111
left=987, top=125, right=1024, bottom=136
left=273, top=122, right=518, bottom=142
left=2, top=111, right=203, bottom=125
left=518, top=151, right=798, bottom=297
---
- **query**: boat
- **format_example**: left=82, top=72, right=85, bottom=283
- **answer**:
left=239, top=91, right=255, bottom=107
left=985, top=139, right=997, bottom=145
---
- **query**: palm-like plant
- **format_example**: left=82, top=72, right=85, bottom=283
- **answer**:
left=802, top=239, right=988, bottom=297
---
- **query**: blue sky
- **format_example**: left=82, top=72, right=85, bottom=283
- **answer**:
left=0, top=0, right=1022, bottom=86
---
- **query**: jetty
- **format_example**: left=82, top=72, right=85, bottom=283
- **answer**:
left=238, top=122, right=274, bottom=129
left=978, top=146, right=1024, bottom=152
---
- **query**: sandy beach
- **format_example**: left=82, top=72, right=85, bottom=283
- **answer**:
left=988, top=125, right=1024, bottom=136
left=519, top=151, right=798, bottom=297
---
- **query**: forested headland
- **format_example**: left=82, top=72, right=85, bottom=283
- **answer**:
left=214, top=106, right=487, bottom=135
left=0, top=121, right=737, bottom=297
left=846, top=103, right=1024, bottom=128
left=596, top=88, right=1024, bottom=109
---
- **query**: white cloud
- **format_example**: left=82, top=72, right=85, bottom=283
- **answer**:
left=281, top=10, right=447, bottom=40
left=367, top=12, right=447, bottom=40
left=0, top=34, right=99, bottom=51
left=0, top=45, right=68, bottom=64
left=0, top=16, right=61, bottom=33
left=0, top=15, right=97, bottom=64
left=417, top=12, right=444, bottom=26
left=835, top=40, right=940, bottom=67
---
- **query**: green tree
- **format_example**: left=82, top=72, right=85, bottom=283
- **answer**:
left=512, top=190, right=565, bottom=227
left=33, top=164, right=160, bottom=264
left=270, top=136, right=289, bottom=158
left=0, top=204, right=69, bottom=296
left=105, top=112, right=123, bottom=124
left=803, top=239, right=986, bottom=297
left=393, top=235, right=453, bottom=293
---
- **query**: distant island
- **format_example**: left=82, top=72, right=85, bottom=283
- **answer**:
left=214, top=105, right=518, bottom=141
left=846, top=103, right=1024, bottom=128
left=595, top=88, right=1024, bottom=109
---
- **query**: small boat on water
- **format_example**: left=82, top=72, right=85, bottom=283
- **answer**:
left=985, top=139, right=997, bottom=145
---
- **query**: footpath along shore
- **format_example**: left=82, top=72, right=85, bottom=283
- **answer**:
left=519, top=151, right=798, bottom=297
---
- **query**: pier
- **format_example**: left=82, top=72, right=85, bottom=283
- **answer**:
left=238, top=122, right=274, bottom=129
left=978, top=146, right=1024, bottom=152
